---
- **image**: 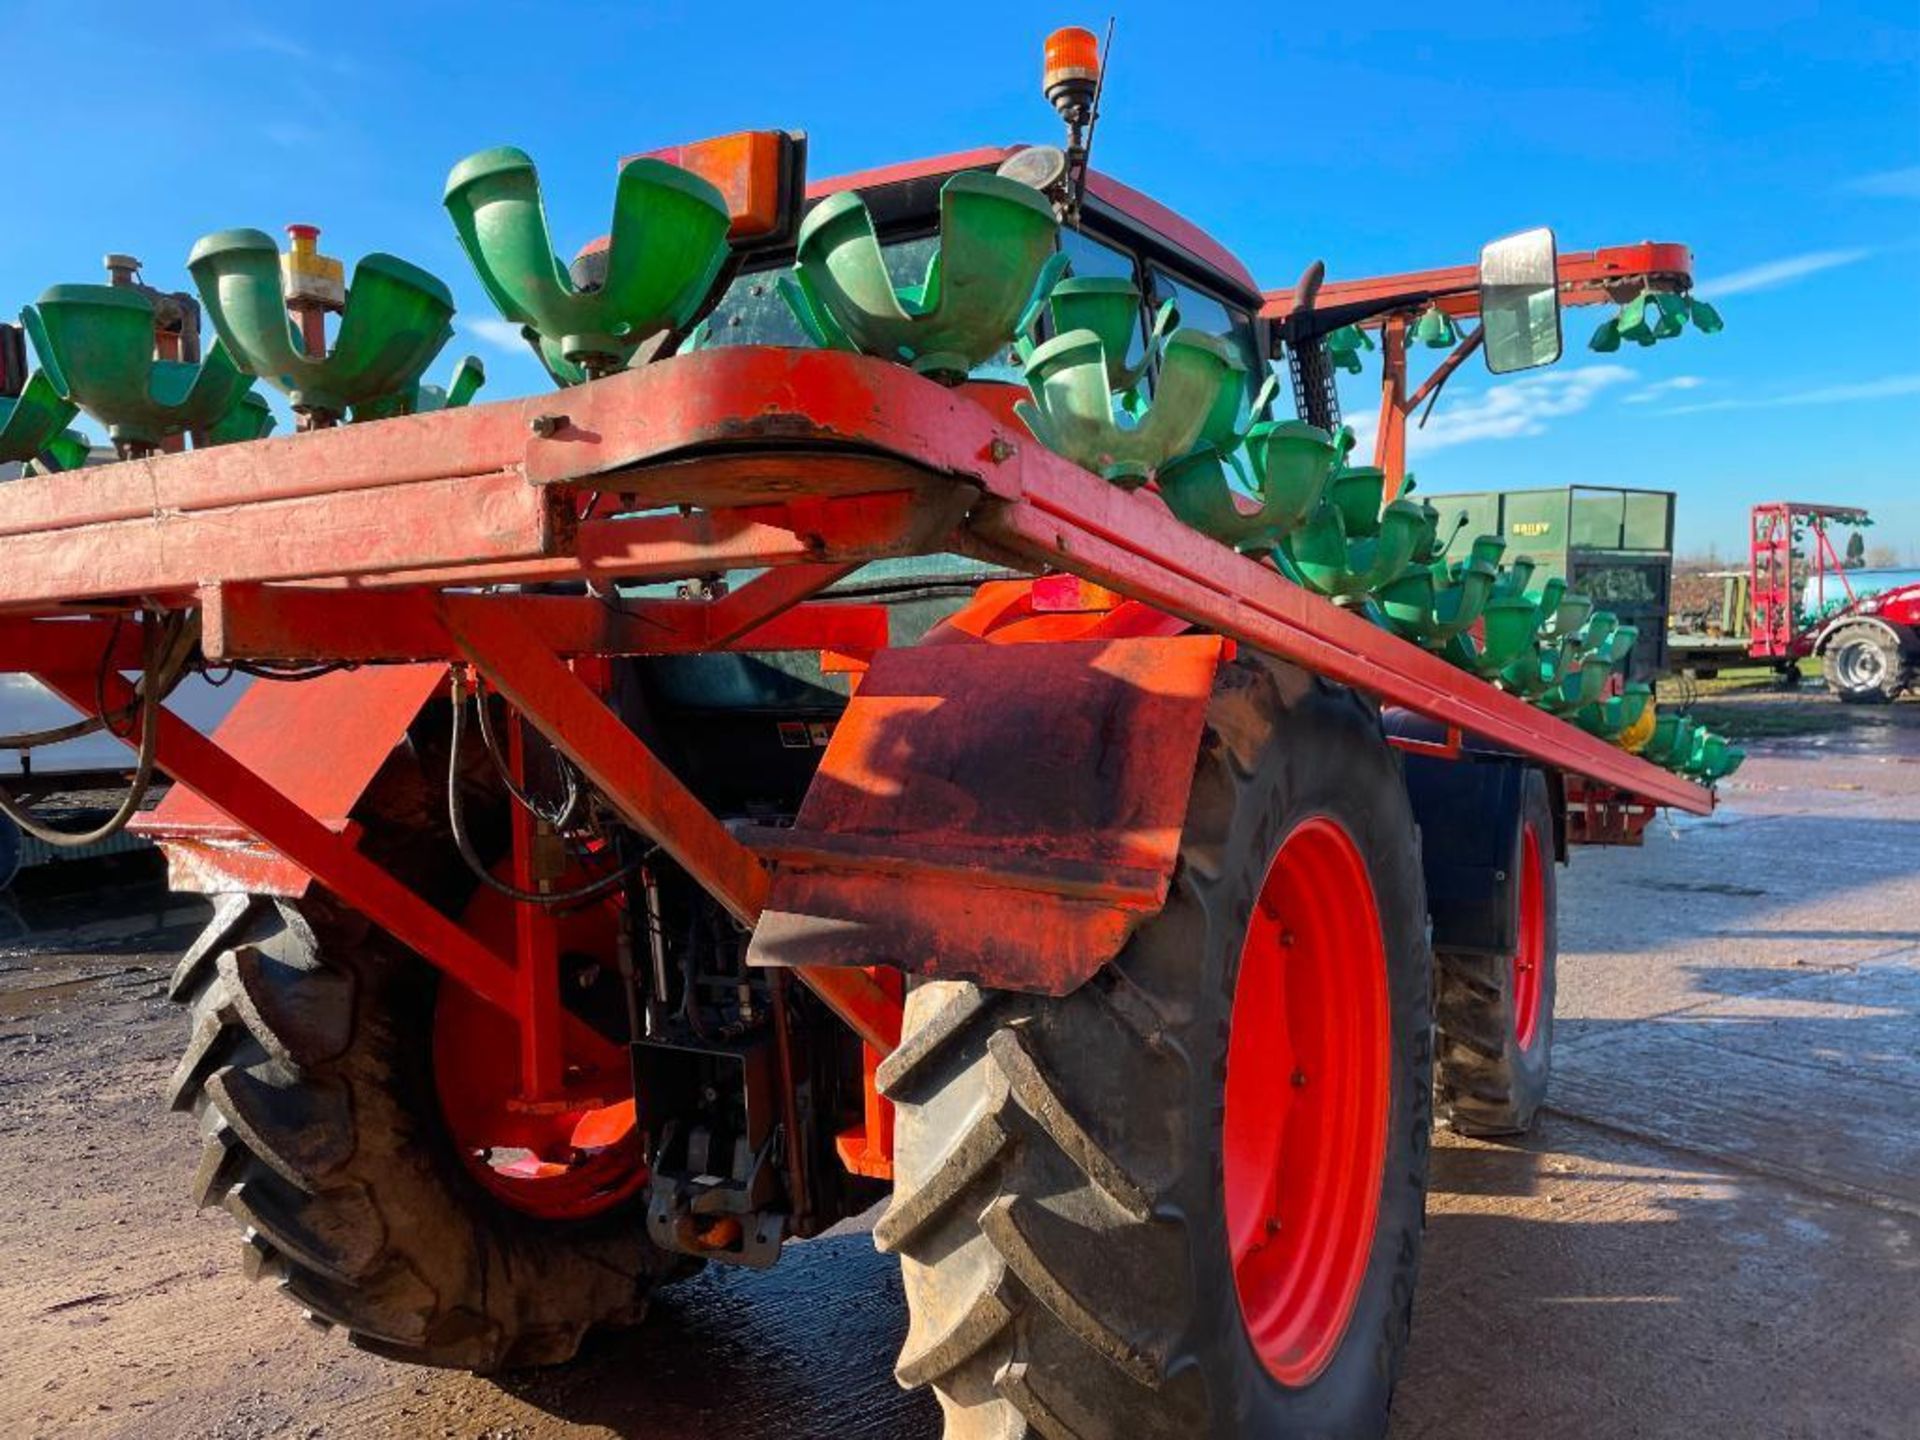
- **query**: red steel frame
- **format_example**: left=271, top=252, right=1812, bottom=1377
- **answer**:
left=1746, top=501, right=1871, bottom=662
left=0, top=345, right=1711, bottom=1146
left=1262, top=242, right=1696, bottom=496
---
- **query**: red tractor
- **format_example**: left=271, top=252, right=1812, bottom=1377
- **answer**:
left=1675, top=501, right=1920, bottom=701
left=0, top=27, right=1727, bottom=1438
left=1751, top=502, right=1919, bottom=702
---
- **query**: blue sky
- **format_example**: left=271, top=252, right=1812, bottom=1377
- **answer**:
left=4, top=0, right=1915, bottom=557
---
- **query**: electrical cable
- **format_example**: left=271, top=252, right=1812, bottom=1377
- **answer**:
left=0, top=611, right=195, bottom=847
left=445, top=670, right=639, bottom=907
left=0, top=612, right=196, bottom=751
left=472, top=684, right=580, bottom=828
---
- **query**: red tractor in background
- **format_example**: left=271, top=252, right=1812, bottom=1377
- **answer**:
left=1751, top=502, right=1919, bottom=702
left=1672, top=501, right=1920, bottom=701
left=0, top=26, right=1732, bottom=1439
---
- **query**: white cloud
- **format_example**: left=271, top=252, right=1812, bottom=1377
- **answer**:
left=1657, top=373, right=1920, bottom=416
left=461, top=318, right=529, bottom=354
left=1623, top=376, right=1706, bottom=404
left=1398, top=364, right=1638, bottom=455
left=1841, top=167, right=1920, bottom=199
left=1694, top=248, right=1871, bottom=298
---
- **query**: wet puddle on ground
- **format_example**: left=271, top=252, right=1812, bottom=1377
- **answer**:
left=0, top=880, right=207, bottom=1022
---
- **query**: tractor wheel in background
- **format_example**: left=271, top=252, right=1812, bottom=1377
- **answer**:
left=878, top=658, right=1433, bottom=1439
left=166, top=725, right=676, bottom=1370
left=1434, top=769, right=1557, bottom=1138
left=1823, top=623, right=1910, bottom=704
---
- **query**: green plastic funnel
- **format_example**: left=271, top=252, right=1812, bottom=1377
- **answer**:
left=199, top=390, right=276, bottom=446
left=1282, top=479, right=1428, bottom=601
left=784, top=171, right=1060, bottom=383
left=1017, top=327, right=1242, bottom=486
left=0, top=370, right=79, bottom=465
left=1025, top=277, right=1172, bottom=393
left=1378, top=538, right=1503, bottom=649
left=24, top=285, right=252, bottom=454
left=190, top=229, right=454, bottom=424
left=353, top=354, right=487, bottom=422
left=1157, top=419, right=1337, bottom=549
left=446, top=148, right=730, bottom=380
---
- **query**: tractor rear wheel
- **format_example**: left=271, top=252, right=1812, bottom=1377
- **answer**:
left=878, top=658, right=1433, bottom=1439
left=1434, top=769, right=1558, bottom=1137
left=165, top=724, right=676, bottom=1370
left=1823, top=623, right=1910, bottom=704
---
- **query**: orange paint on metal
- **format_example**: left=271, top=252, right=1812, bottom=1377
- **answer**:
left=833, top=967, right=900, bottom=1181
left=141, top=665, right=448, bottom=847
left=745, top=636, right=1228, bottom=994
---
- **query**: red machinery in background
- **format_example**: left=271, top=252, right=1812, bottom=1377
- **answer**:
left=1672, top=502, right=1919, bottom=702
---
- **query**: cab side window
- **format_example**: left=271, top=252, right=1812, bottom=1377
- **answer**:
left=1146, top=266, right=1267, bottom=423
left=1056, top=229, right=1152, bottom=383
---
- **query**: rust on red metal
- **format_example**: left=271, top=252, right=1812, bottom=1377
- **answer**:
left=745, top=636, right=1228, bottom=995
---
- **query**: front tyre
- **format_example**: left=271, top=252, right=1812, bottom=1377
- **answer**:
left=878, top=658, right=1433, bottom=1439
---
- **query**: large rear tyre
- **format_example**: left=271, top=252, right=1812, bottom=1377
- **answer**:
left=1434, top=769, right=1557, bottom=1137
left=1822, top=623, right=1910, bottom=704
left=878, top=659, right=1433, bottom=1439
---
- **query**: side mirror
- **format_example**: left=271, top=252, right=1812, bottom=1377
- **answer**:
left=1479, top=227, right=1561, bottom=374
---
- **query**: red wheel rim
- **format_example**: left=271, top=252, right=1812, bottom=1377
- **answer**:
left=430, top=884, right=648, bottom=1222
left=1224, top=816, right=1390, bottom=1389
left=1512, top=821, right=1546, bottom=1053
left=433, top=978, right=650, bottom=1221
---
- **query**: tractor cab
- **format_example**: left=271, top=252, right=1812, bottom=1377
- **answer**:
left=693, top=144, right=1269, bottom=418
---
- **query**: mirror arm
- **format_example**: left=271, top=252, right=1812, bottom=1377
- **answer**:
left=1407, top=324, right=1485, bottom=423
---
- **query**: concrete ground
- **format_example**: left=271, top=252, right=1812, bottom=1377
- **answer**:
left=0, top=702, right=1915, bottom=1439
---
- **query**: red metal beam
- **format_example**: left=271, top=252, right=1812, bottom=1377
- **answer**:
left=1260, top=241, right=1697, bottom=324
left=437, top=596, right=901, bottom=1053
left=443, top=597, right=770, bottom=920
left=204, top=584, right=888, bottom=664
left=968, top=483, right=1713, bottom=815
left=696, top=563, right=857, bottom=646
left=0, top=348, right=1707, bottom=813
left=0, top=618, right=146, bottom=673
left=29, top=669, right=520, bottom=1013
left=0, top=469, right=557, bottom=608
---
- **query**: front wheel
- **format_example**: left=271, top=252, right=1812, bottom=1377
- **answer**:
left=878, top=659, right=1433, bottom=1439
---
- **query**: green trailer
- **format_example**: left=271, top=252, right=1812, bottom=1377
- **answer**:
left=1427, top=484, right=1675, bottom=684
